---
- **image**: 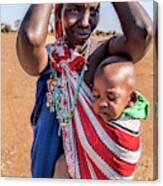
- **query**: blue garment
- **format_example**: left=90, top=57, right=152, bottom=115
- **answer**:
left=30, top=63, right=63, bottom=178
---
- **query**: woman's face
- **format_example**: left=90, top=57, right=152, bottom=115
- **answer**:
left=61, top=3, right=100, bottom=47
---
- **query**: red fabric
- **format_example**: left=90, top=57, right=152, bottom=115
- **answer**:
left=75, top=101, right=137, bottom=177
left=87, top=155, right=108, bottom=179
left=72, top=118, right=92, bottom=179
left=52, top=47, right=69, bottom=62
left=84, top=96, right=140, bottom=151
left=102, top=124, right=140, bottom=151
left=51, top=45, right=87, bottom=73
left=54, top=4, right=63, bottom=39
left=51, top=60, right=62, bottom=73
left=69, top=56, right=88, bottom=72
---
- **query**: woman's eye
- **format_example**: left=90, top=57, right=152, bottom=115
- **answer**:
left=90, top=8, right=99, bottom=16
left=90, top=11, right=96, bottom=17
left=68, top=7, right=79, bottom=14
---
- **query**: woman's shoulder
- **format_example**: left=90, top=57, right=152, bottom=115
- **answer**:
left=89, top=38, right=104, bottom=55
left=89, top=38, right=98, bottom=54
left=90, top=35, right=111, bottom=47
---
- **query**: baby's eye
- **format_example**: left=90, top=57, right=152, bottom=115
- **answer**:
left=92, top=93, right=100, bottom=99
left=107, top=94, right=118, bottom=102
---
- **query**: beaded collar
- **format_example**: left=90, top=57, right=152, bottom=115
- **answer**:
left=46, top=38, right=91, bottom=134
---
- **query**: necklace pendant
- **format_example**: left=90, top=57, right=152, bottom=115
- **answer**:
left=58, top=122, right=67, bottom=136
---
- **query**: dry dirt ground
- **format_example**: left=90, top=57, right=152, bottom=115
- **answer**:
left=1, top=33, right=157, bottom=180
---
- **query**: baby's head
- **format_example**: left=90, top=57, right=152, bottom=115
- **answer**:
left=92, top=56, right=137, bottom=122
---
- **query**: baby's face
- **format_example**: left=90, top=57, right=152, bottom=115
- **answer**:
left=92, top=66, right=133, bottom=122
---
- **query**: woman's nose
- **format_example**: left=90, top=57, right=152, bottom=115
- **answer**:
left=80, top=10, right=90, bottom=27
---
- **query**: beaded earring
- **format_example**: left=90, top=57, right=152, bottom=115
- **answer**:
left=54, top=4, right=63, bottom=39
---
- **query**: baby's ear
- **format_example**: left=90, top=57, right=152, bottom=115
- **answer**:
left=127, top=91, right=137, bottom=107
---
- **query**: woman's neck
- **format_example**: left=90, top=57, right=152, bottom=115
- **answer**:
left=63, top=36, right=89, bottom=55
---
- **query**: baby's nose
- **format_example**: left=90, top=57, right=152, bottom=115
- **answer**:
left=99, top=99, right=108, bottom=108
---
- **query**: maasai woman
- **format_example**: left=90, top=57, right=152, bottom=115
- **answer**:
left=16, top=2, right=152, bottom=178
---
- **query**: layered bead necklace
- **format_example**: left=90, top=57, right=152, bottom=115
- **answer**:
left=46, top=38, right=91, bottom=134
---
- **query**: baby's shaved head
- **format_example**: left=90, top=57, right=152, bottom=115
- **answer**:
left=93, top=55, right=137, bottom=122
left=94, top=56, right=136, bottom=90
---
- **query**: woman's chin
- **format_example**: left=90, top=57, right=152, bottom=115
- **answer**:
left=64, top=32, right=90, bottom=48
left=72, top=33, right=90, bottom=46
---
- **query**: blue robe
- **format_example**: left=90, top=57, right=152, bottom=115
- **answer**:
left=30, top=63, right=63, bottom=178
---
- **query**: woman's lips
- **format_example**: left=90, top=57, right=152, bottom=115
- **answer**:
left=75, top=32, right=90, bottom=40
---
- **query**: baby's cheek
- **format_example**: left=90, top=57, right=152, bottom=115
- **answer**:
left=109, top=105, right=118, bottom=118
left=92, top=101, right=98, bottom=114
left=114, top=106, right=123, bottom=118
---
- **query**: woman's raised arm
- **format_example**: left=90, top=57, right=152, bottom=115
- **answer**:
left=16, top=4, right=53, bottom=76
left=84, top=2, right=153, bottom=88
left=109, top=2, right=153, bottom=62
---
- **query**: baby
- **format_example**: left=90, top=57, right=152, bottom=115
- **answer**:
left=92, top=55, right=138, bottom=122
left=54, top=55, right=149, bottom=179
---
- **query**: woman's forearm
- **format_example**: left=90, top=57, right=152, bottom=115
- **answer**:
left=108, top=2, right=153, bottom=62
left=112, top=2, right=152, bottom=41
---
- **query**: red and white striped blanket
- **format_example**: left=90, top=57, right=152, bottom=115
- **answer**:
left=61, top=65, right=141, bottom=180
left=47, top=41, right=141, bottom=180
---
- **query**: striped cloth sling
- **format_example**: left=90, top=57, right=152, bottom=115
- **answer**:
left=61, top=69, right=141, bottom=179
left=46, top=41, right=148, bottom=179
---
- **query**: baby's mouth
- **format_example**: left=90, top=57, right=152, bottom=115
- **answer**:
left=102, top=112, right=108, bottom=115
left=100, top=110, right=109, bottom=116
left=99, top=112, right=111, bottom=122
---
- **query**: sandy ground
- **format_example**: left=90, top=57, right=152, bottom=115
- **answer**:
left=1, top=33, right=157, bottom=180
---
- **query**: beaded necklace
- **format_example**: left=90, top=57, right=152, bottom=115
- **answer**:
left=46, top=38, right=91, bottom=135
